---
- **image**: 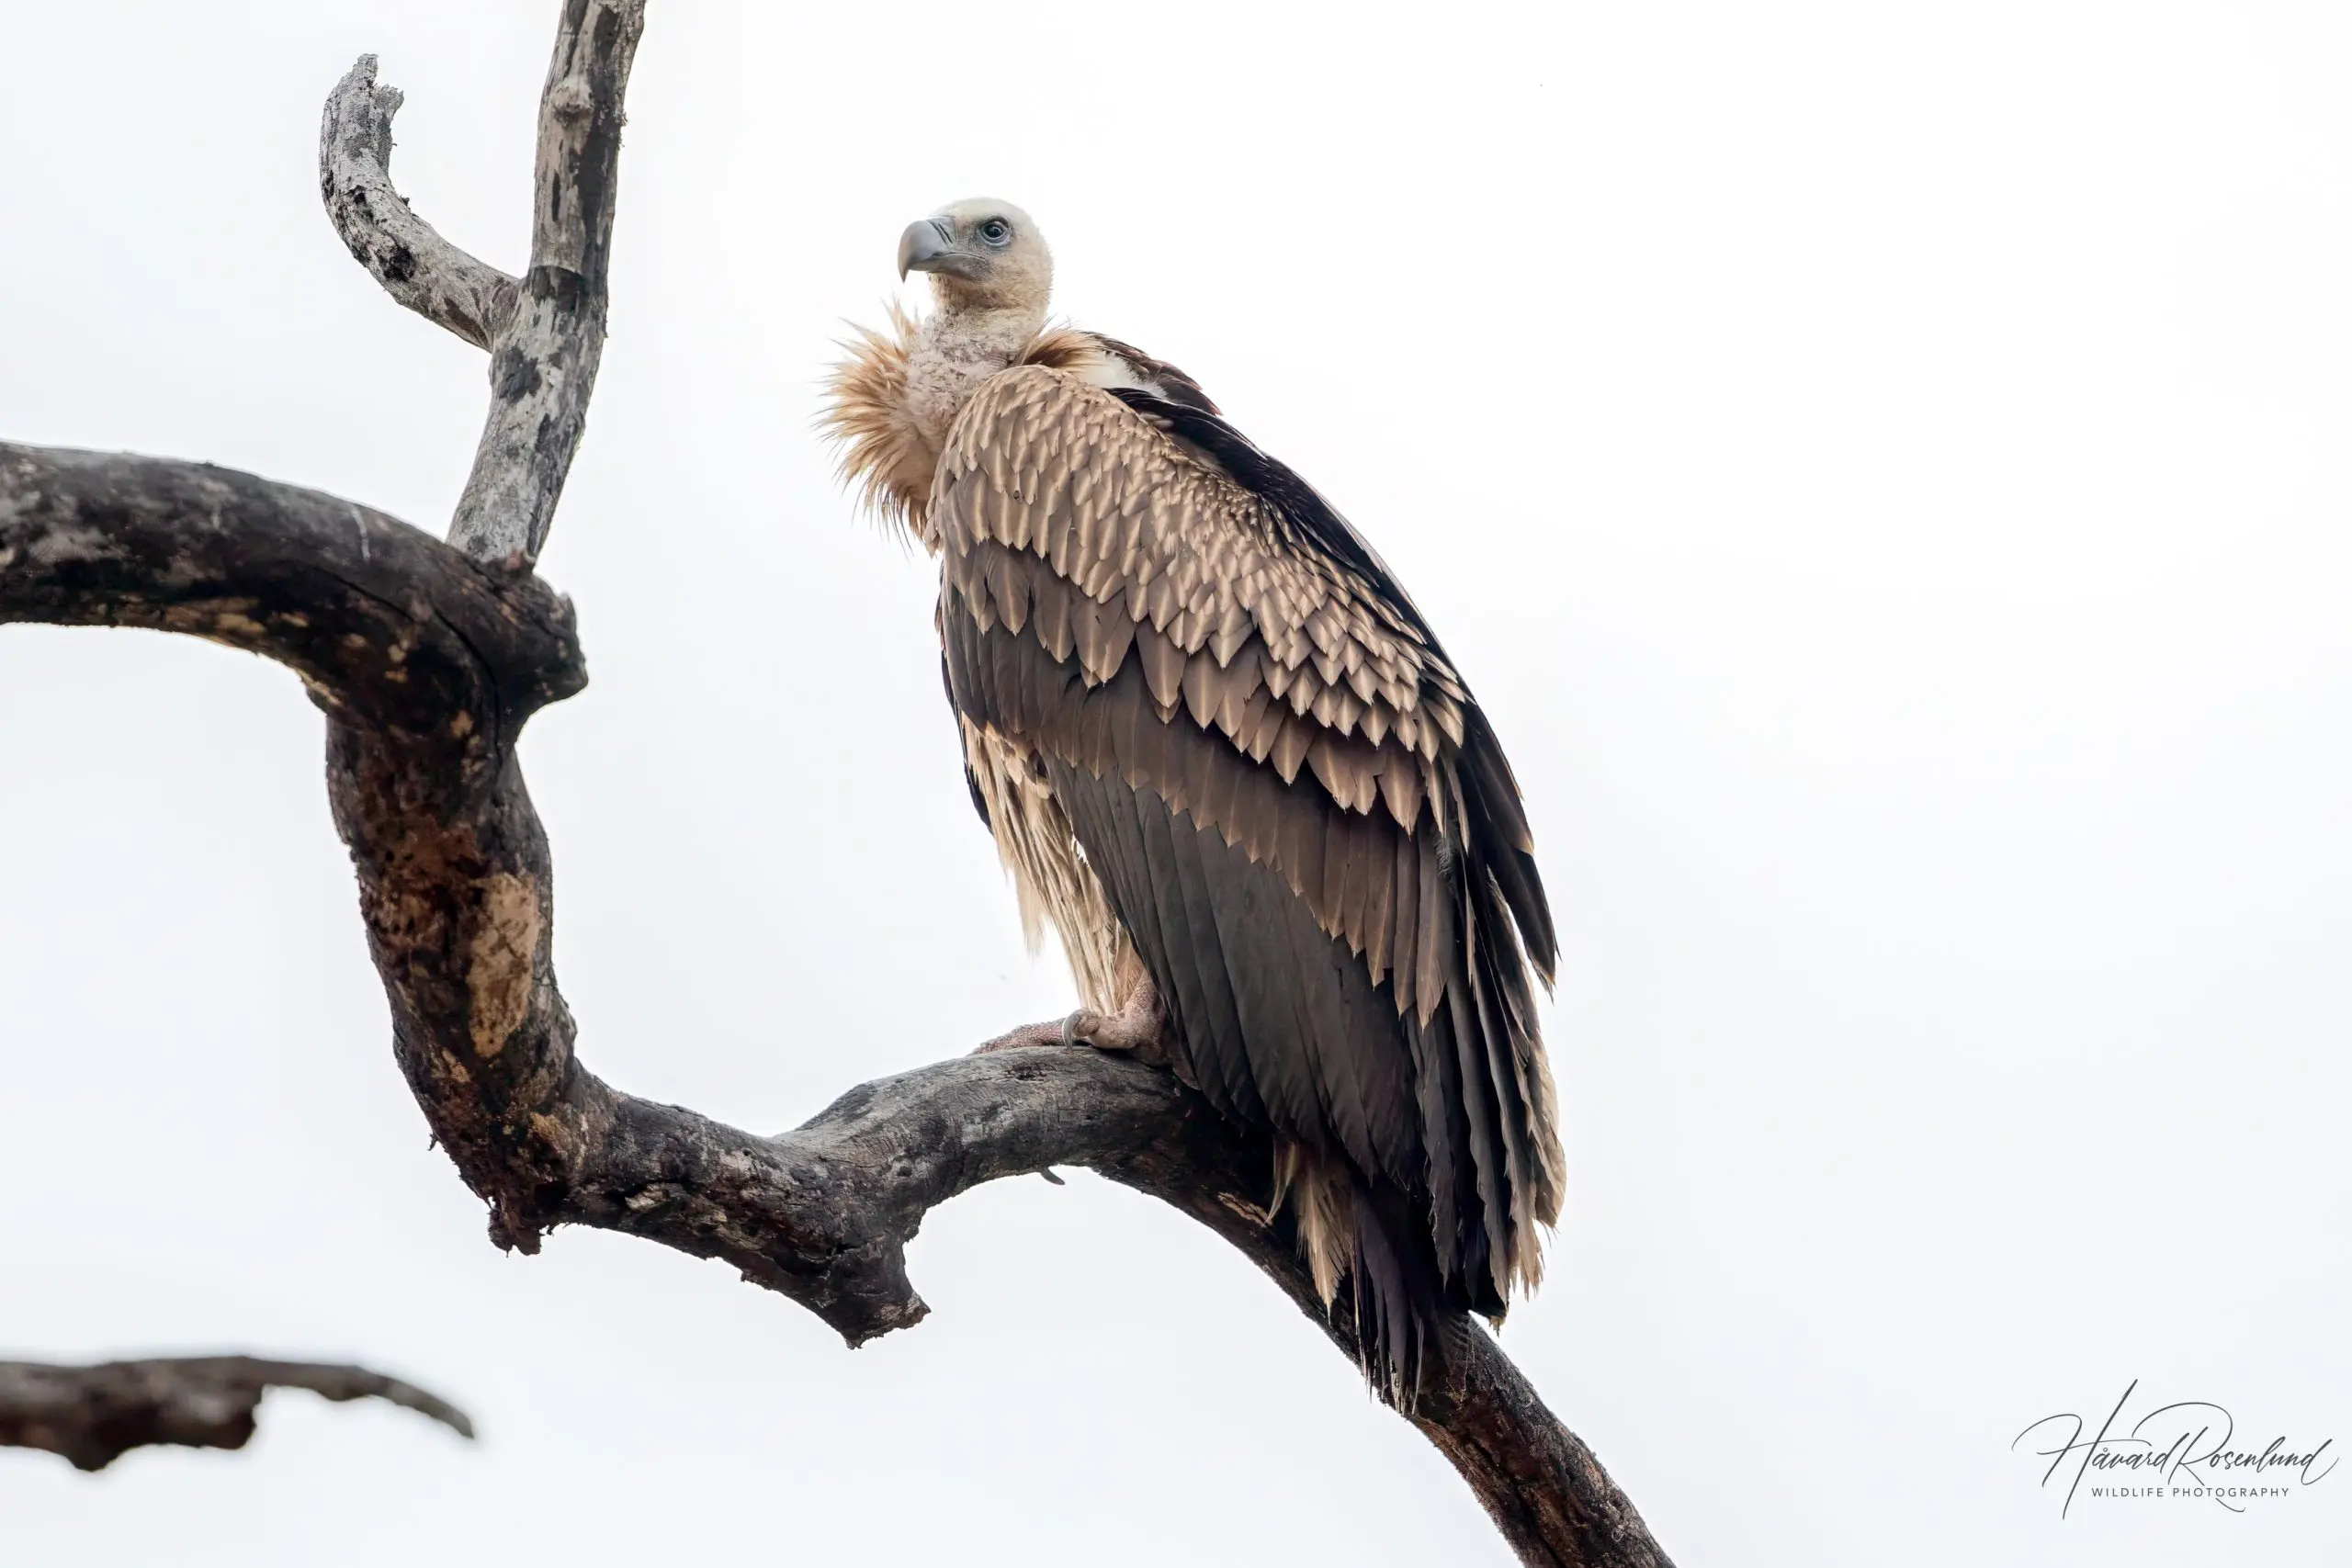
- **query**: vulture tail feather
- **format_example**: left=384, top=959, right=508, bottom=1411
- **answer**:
left=1344, top=1164, right=1446, bottom=1411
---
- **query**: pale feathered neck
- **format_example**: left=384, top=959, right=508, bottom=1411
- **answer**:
left=820, top=303, right=1097, bottom=551
left=901, top=300, right=1048, bottom=453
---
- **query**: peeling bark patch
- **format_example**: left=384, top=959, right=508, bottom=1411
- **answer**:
left=158, top=601, right=264, bottom=640
left=525, top=1111, right=572, bottom=1153
left=467, top=873, right=541, bottom=1057
left=490, top=345, right=543, bottom=401
left=25, top=524, right=111, bottom=565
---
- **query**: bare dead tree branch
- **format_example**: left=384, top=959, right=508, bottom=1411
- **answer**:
left=0, top=436, right=1670, bottom=1567
left=0, top=1357, right=471, bottom=1472
left=319, top=56, right=521, bottom=351
left=0, top=7, right=1675, bottom=1563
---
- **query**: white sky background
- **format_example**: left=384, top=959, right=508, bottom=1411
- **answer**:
left=2, top=1, right=2348, bottom=1562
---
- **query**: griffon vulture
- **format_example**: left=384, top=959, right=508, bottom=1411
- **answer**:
left=822, top=199, right=1563, bottom=1404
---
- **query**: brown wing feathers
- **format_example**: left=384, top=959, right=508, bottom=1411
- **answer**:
left=934, top=366, right=1560, bottom=1346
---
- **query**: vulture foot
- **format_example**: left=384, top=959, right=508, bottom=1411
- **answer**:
left=970, top=977, right=1171, bottom=1068
left=1062, top=976, right=1171, bottom=1067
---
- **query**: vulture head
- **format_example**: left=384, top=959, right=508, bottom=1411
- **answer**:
left=898, top=197, right=1053, bottom=318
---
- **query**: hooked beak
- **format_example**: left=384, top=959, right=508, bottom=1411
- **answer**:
left=898, top=218, right=956, bottom=279
left=898, top=217, right=984, bottom=281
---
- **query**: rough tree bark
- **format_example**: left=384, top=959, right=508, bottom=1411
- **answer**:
left=0, top=8, right=1673, bottom=1565
left=0, top=1359, right=470, bottom=1472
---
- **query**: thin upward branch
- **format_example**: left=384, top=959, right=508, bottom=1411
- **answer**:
left=448, top=1, right=646, bottom=565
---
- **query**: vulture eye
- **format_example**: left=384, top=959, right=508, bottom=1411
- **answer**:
left=977, top=218, right=1013, bottom=247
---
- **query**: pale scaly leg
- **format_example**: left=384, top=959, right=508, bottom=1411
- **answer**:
left=971, top=1019, right=1068, bottom=1054
left=971, top=972, right=1171, bottom=1067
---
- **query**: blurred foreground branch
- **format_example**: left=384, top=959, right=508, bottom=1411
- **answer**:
left=0, top=1357, right=471, bottom=1472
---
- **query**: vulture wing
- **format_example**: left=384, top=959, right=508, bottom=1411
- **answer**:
left=933, top=365, right=1562, bottom=1338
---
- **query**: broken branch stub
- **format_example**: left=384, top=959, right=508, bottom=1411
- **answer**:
left=318, top=54, right=520, bottom=351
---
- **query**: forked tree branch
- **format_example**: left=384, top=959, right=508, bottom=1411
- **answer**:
left=320, top=2, right=641, bottom=566
left=0, top=1357, right=470, bottom=1472
left=0, top=9, right=1674, bottom=1565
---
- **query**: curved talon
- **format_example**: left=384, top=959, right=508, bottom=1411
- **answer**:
left=1061, top=1010, right=1080, bottom=1048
